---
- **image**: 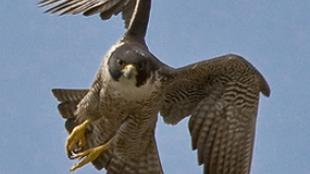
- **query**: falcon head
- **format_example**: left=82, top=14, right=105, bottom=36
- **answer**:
left=107, top=44, right=158, bottom=87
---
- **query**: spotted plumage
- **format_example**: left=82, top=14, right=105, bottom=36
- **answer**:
left=42, top=0, right=270, bottom=173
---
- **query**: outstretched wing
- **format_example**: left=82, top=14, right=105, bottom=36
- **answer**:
left=52, top=88, right=163, bottom=173
left=39, top=0, right=135, bottom=26
left=39, top=0, right=151, bottom=39
left=160, top=54, right=270, bottom=174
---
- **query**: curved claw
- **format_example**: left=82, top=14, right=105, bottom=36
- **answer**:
left=70, top=142, right=111, bottom=172
left=66, top=120, right=90, bottom=159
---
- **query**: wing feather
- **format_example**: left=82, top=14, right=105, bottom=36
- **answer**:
left=160, top=54, right=270, bottom=174
left=52, top=88, right=89, bottom=119
left=39, top=0, right=151, bottom=39
left=121, top=0, right=135, bottom=28
left=83, top=0, right=121, bottom=16
left=39, top=0, right=134, bottom=28
left=52, top=88, right=88, bottom=102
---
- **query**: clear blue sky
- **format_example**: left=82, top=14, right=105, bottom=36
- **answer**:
left=1, top=0, right=309, bottom=174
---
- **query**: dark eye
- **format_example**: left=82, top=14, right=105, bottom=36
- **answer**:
left=138, top=62, right=145, bottom=70
left=116, top=59, right=125, bottom=67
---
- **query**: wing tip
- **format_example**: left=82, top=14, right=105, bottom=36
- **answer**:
left=51, top=88, right=62, bottom=101
left=259, top=76, right=271, bottom=97
left=224, top=54, right=271, bottom=97
left=37, top=0, right=51, bottom=7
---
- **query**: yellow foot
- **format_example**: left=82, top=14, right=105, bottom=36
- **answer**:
left=66, top=120, right=90, bottom=158
left=70, top=141, right=111, bottom=172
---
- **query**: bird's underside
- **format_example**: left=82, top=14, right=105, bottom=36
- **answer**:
left=52, top=53, right=270, bottom=174
left=42, top=0, right=270, bottom=173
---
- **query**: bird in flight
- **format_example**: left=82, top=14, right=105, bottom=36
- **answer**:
left=40, top=0, right=270, bottom=173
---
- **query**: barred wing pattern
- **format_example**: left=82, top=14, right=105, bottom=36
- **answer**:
left=52, top=89, right=163, bottom=174
left=160, top=54, right=270, bottom=174
left=39, top=0, right=136, bottom=27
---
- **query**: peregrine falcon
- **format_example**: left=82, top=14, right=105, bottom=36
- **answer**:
left=40, top=0, right=270, bottom=173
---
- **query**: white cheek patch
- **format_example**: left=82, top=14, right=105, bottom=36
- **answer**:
left=109, top=73, right=157, bottom=101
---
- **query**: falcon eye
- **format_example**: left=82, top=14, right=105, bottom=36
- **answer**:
left=116, top=59, right=125, bottom=67
left=137, top=62, right=145, bottom=70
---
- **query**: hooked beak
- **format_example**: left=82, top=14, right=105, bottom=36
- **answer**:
left=121, top=64, right=137, bottom=79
